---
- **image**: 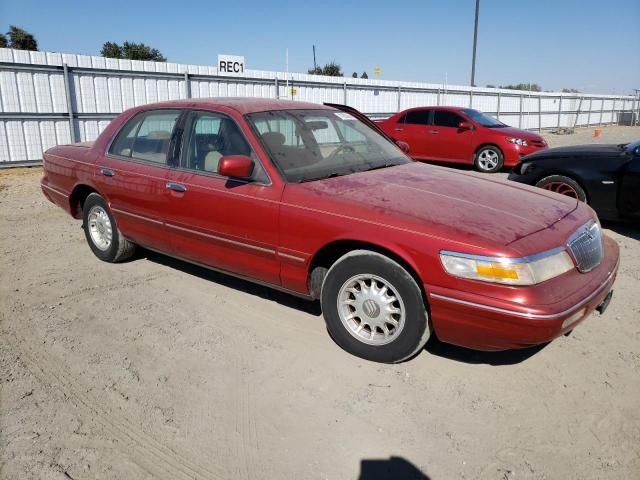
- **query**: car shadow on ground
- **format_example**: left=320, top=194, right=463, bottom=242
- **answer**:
left=424, top=336, right=549, bottom=366
left=601, top=220, right=640, bottom=241
left=358, top=456, right=430, bottom=480
left=142, top=249, right=548, bottom=366
left=142, top=249, right=322, bottom=316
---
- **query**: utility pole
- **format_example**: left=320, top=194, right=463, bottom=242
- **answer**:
left=313, top=45, right=317, bottom=71
left=470, top=0, right=480, bottom=87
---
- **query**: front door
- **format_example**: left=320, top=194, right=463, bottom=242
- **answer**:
left=618, top=147, right=640, bottom=216
left=163, top=110, right=282, bottom=285
left=96, top=109, right=183, bottom=252
left=430, top=110, right=474, bottom=163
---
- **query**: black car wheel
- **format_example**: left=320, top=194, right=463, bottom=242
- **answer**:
left=536, top=175, right=587, bottom=202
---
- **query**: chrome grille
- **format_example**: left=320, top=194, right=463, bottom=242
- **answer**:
left=567, top=221, right=603, bottom=273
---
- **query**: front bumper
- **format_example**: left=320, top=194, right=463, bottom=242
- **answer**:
left=426, top=236, right=619, bottom=351
left=502, top=144, right=546, bottom=167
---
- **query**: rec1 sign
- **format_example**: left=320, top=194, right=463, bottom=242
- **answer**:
left=218, top=55, right=245, bottom=75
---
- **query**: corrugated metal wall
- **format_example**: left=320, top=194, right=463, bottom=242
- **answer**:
left=0, top=47, right=637, bottom=164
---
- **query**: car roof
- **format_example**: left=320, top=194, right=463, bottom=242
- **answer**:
left=136, top=97, right=333, bottom=115
left=400, top=106, right=467, bottom=113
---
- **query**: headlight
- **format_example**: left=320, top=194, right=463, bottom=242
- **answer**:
left=440, top=248, right=574, bottom=286
left=507, top=137, right=529, bottom=147
left=518, top=161, right=534, bottom=175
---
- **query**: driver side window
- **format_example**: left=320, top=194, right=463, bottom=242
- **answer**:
left=181, top=111, right=267, bottom=182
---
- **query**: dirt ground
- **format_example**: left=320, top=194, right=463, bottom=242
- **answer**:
left=1, top=126, right=639, bottom=480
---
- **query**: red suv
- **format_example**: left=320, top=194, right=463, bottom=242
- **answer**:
left=378, top=107, right=547, bottom=173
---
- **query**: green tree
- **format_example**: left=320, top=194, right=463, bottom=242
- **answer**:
left=360, top=71, right=368, bottom=79
left=100, top=41, right=166, bottom=62
left=500, top=83, right=541, bottom=92
left=562, top=88, right=580, bottom=93
left=0, top=33, right=7, bottom=48
left=308, top=62, right=343, bottom=77
left=100, top=41, right=122, bottom=59
left=7, top=25, right=38, bottom=51
left=352, top=72, right=358, bottom=78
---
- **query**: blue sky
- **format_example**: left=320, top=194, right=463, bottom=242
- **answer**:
left=1, top=0, right=639, bottom=94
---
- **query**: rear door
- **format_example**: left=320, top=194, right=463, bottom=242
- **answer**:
left=430, top=110, right=474, bottom=163
left=162, top=109, right=282, bottom=285
left=96, top=109, right=183, bottom=252
left=399, top=109, right=432, bottom=159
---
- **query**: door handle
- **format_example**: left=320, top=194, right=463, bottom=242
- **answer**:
left=166, top=182, right=187, bottom=193
left=394, top=128, right=404, bottom=131
left=99, top=168, right=115, bottom=177
left=430, top=130, right=439, bottom=134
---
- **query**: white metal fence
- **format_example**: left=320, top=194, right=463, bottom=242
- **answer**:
left=0, top=47, right=637, bottom=165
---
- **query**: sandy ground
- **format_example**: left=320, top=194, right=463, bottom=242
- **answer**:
left=1, top=126, right=639, bottom=480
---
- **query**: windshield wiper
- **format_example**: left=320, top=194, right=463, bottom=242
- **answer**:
left=362, top=163, right=399, bottom=172
left=298, top=172, right=345, bottom=183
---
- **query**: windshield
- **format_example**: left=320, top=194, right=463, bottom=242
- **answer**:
left=461, top=108, right=506, bottom=128
left=246, top=109, right=411, bottom=183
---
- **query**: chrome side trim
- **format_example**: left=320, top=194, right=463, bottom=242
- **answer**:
left=430, top=262, right=617, bottom=320
left=277, top=252, right=306, bottom=262
left=41, top=183, right=69, bottom=198
left=111, top=207, right=163, bottom=225
left=439, top=246, right=567, bottom=265
left=143, top=246, right=312, bottom=300
left=166, top=223, right=276, bottom=254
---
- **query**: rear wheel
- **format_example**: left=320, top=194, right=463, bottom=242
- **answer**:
left=474, top=146, right=504, bottom=173
left=320, top=250, right=430, bottom=363
left=536, top=175, right=587, bottom=202
left=82, top=193, right=136, bottom=262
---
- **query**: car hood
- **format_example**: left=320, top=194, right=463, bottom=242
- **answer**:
left=490, top=126, right=544, bottom=142
left=524, top=143, right=623, bottom=160
left=287, top=162, right=577, bottom=249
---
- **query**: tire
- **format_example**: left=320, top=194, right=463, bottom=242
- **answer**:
left=535, top=175, right=587, bottom=202
left=320, top=250, right=430, bottom=363
left=474, top=145, right=504, bottom=173
left=82, top=193, right=136, bottom=262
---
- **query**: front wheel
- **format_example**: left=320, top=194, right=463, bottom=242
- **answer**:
left=535, top=175, right=587, bottom=202
left=82, top=193, right=136, bottom=263
left=321, top=250, right=430, bottom=363
left=474, top=146, right=504, bottom=173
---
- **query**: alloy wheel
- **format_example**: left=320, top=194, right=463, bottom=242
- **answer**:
left=337, top=274, right=406, bottom=346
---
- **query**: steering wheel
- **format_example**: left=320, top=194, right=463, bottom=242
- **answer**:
left=326, top=144, right=357, bottom=162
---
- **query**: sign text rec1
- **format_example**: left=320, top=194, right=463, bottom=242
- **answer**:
left=217, top=55, right=245, bottom=75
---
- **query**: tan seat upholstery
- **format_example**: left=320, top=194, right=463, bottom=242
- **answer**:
left=261, top=132, right=286, bottom=150
left=204, top=150, right=223, bottom=172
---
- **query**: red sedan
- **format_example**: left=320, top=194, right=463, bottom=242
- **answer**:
left=378, top=106, right=547, bottom=173
left=41, top=98, right=618, bottom=363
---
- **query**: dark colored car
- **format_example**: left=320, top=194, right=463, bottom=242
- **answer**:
left=41, top=98, right=618, bottom=363
left=509, top=141, right=640, bottom=220
left=377, top=107, right=547, bottom=173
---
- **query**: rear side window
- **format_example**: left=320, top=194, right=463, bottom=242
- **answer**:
left=404, top=110, right=431, bottom=125
left=433, top=110, right=464, bottom=128
left=110, top=110, right=181, bottom=164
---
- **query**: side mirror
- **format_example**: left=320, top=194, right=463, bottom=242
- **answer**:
left=458, top=121, right=472, bottom=130
left=395, top=140, right=411, bottom=154
left=218, top=155, right=254, bottom=179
